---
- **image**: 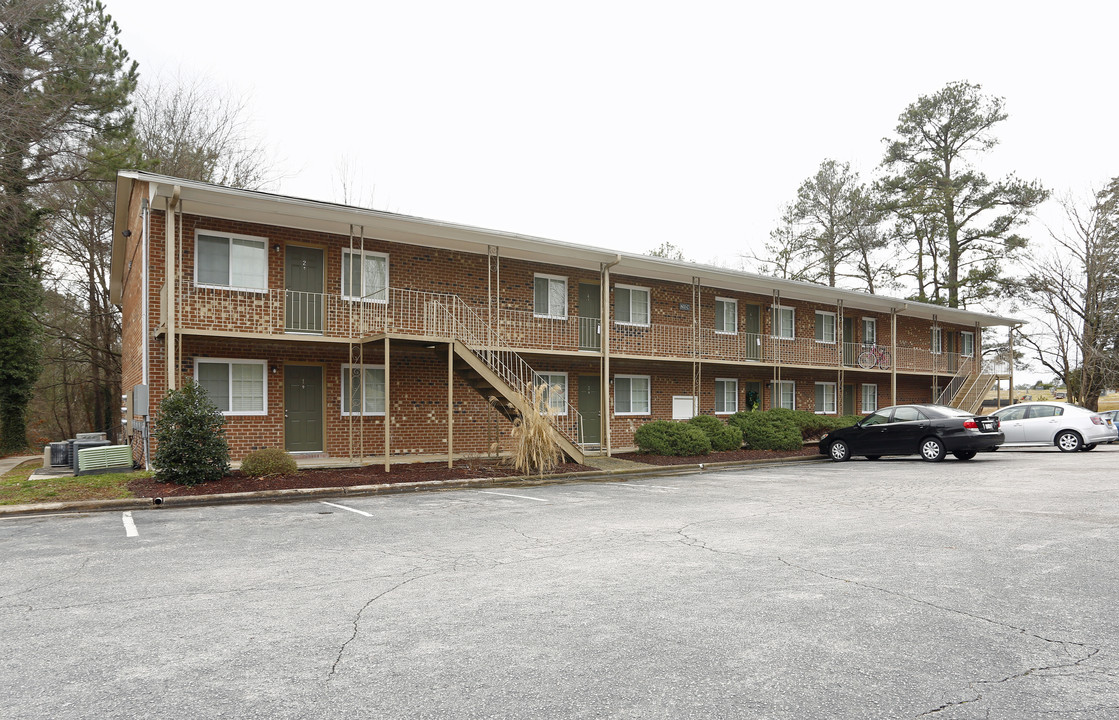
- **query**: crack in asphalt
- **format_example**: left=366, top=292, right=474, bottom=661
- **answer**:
left=0, top=556, right=90, bottom=601
left=329, top=572, right=431, bottom=679
left=776, top=557, right=1101, bottom=718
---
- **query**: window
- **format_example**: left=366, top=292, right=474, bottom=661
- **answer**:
left=615, top=374, right=651, bottom=415
left=773, top=306, right=795, bottom=339
left=994, top=405, right=1027, bottom=422
left=196, top=359, right=266, bottom=415
left=715, top=378, right=738, bottom=414
left=534, top=275, right=568, bottom=319
left=341, top=364, right=386, bottom=415
left=815, top=312, right=836, bottom=343
left=195, top=232, right=267, bottom=290
left=862, top=317, right=877, bottom=345
left=961, top=331, right=975, bottom=357
left=892, top=406, right=928, bottom=422
left=771, top=380, right=795, bottom=410
left=536, top=372, right=568, bottom=415
left=861, top=384, right=878, bottom=413
left=1027, top=405, right=1063, bottom=419
left=931, top=327, right=943, bottom=354
left=616, top=285, right=650, bottom=326
left=814, top=382, right=836, bottom=414
left=715, top=298, right=737, bottom=334
left=862, top=411, right=890, bottom=426
left=342, top=249, right=388, bottom=302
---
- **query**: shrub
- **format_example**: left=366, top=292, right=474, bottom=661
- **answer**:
left=635, top=420, right=712, bottom=456
left=687, top=415, right=744, bottom=451
left=727, top=410, right=803, bottom=451
left=151, top=380, right=230, bottom=486
left=241, top=448, right=297, bottom=477
left=762, top=408, right=861, bottom=440
left=497, top=384, right=562, bottom=476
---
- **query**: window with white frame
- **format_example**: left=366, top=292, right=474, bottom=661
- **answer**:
left=862, top=317, right=877, bottom=345
left=616, top=285, right=650, bottom=326
left=614, top=374, right=651, bottom=415
left=196, top=359, right=267, bottom=415
left=815, top=311, right=836, bottom=343
left=536, top=372, right=568, bottom=415
left=341, top=364, right=386, bottom=415
left=715, top=298, right=738, bottom=334
left=773, top=306, right=795, bottom=339
left=714, top=378, right=738, bottom=414
left=861, top=383, right=878, bottom=413
left=815, top=382, right=836, bottom=414
left=195, top=232, right=267, bottom=291
left=961, top=331, right=974, bottom=357
left=533, top=274, right=568, bottom=319
left=931, top=327, right=943, bottom=354
left=342, top=249, right=389, bottom=302
left=771, top=380, right=795, bottom=410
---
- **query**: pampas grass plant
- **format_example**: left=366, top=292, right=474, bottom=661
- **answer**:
left=491, top=383, right=563, bottom=476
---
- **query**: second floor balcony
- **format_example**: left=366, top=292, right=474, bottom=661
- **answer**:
left=170, top=282, right=972, bottom=375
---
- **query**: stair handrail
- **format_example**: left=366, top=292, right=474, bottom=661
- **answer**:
left=935, top=357, right=977, bottom=406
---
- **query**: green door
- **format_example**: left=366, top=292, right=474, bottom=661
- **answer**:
left=843, top=384, right=855, bottom=415
left=843, top=318, right=855, bottom=366
left=578, top=283, right=601, bottom=351
left=744, top=304, right=761, bottom=360
left=285, top=246, right=324, bottom=333
left=285, top=365, right=323, bottom=452
left=577, top=375, right=601, bottom=445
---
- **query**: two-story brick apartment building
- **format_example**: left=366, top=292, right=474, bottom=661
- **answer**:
left=110, top=171, right=1016, bottom=467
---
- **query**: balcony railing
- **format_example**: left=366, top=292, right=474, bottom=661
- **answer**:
left=176, top=282, right=970, bottom=374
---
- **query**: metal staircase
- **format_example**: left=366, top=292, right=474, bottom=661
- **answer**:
left=935, top=358, right=1006, bottom=415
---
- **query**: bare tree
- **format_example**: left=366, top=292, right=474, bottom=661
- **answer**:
left=1017, top=186, right=1119, bottom=410
left=133, top=74, right=274, bottom=189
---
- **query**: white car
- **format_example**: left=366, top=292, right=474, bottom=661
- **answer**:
left=990, top=401, right=1118, bottom=452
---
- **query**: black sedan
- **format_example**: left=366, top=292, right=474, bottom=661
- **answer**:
left=819, top=404, right=1004, bottom=462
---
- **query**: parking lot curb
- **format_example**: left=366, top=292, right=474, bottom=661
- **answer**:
left=0, top=453, right=828, bottom=517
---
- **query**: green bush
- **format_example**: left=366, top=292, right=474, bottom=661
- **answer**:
left=727, top=410, right=803, bottom=451
left=152, top=379, right=230, bottom=486
left=635, top=420, right=712, bottom=456
left=687, top=415, right=743, bottom=451
left=241, top=448, right=297, bottom=477
left=762, top=408, right=860, bottom=440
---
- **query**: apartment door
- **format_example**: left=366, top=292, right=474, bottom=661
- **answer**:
left=947, top=332, right=958, bottom=373
left=285, top=246, right=324, bottom=333
left=843, top=384, right=855, bottom=415
left=843, top=318, right=855, bottom=366
left=577, top=375, right=601, bottom=445
left=285, top=365, right=323, bottom=453
left=578, top=283, right=601, bottom=351
left=744, top=304, right=761, bottom=361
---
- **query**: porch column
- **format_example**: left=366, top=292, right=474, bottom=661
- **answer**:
left=602, top=256, right=620, bottom=456
left=447, top=342, right=454, bottom=469
left=384, top=337, right=391, bottom=472
left=891, top=308, right=898, bottom=407
left=166, top=188, right=180, bottom=391
left=836, top=300, right=844, bottom=414
left=1009, top=325, right=1017, bottom=402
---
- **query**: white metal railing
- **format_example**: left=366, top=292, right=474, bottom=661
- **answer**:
left=179, top=282, right=970, bottom=377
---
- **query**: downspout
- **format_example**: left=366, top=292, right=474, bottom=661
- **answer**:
left=601, top=254, right=621, bottom=456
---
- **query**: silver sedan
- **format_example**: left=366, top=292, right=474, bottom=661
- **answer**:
left=990, top=401, right=1118, bottom=452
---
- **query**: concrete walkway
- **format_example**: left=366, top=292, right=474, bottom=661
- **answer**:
left=0, top=454, right=39, bottom=476
left=581, top=455, right=650, bottom=472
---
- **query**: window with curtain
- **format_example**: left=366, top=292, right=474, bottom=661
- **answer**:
left=341, top=365, right=386, bottom=415
left=537, top=372, right=568, bottom=415
left=196, top=359, right=266, bottom=415
left=715, top=378, right=738, bottom=414
left=771, top=380, right=795, bottom=409
left=814, top=312, right=836, bottom=343
left=614, top=375, right=650, bottom=414
left=861, top=384, right=878, bottom=413
left=773, top=307, right=795, bottom=338
left=862, top=317, right=877, bottom=345
left=342, top=250, right=389, bottom=302
left=715, top=298, right=737, bottom=333
left=814, top=382, right=836, bottom=414
left=533, top=275, right=568, bottom=318
left=616, top=285, right=650, bottom=326
left=196, top=233, right=267, bottom=290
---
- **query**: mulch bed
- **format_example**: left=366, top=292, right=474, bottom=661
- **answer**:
left=615, top=446, right=820, bottom=465
left=126, top=460, right=598, bottom=498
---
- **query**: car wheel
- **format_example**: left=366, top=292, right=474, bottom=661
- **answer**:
left=829, top=440, right=851, bottom=462
left=1056, top=431, right=1082, bottom=453
left=953, top=449, right=977, bottom=461
left=865, top=455, right=881, bottom=460
left=920, top=437, right=946, bottom=462
left=1081, top=444, right=1097, bottom=451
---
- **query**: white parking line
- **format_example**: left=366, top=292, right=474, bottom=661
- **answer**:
left=476, top=491, right=548, bottom=502
left=122, top=511, right=138, bottom=537
left=320, top=501, right=373, bottom=517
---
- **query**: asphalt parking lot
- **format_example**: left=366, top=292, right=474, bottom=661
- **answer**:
left=3, top=447, right=1119, bottom=719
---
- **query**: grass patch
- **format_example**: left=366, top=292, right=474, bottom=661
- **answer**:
left=0, top=460, right=148, bottom=506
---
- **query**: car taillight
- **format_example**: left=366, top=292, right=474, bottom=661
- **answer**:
left=963, top=420, right=978, bottom=429
left=1091, top=416, right=1104, bottom=425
